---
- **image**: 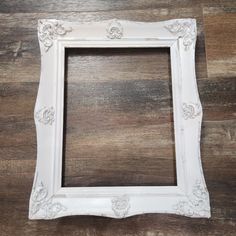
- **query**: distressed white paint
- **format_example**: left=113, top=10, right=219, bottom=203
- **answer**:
left=29, top=19, right=211, bottom=220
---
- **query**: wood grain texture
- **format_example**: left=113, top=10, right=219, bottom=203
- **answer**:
left=203, top=6, right=236, bottom=78
left=0, top=0, right=234, bottom=13
left=0, top=8, right=207, bottom=83
left=63, top=47, right=176, bottom=187
left=0, top=1, right=236, bottom=235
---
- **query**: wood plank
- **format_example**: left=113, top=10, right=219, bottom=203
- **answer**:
left=65, top=48, right=171, bottom=82
left=1, top=0, right=235, bottom=13
left=203, top=6, right=236, bottom=78
left=0, top=197, right=236, bottom=236
left=62, top=47, right=234, bottom=186
left=0, top=78, right=235, bottom=152
left=0, top=8, right=207, bottom=83
left=0, top=0, right=217, bottom=13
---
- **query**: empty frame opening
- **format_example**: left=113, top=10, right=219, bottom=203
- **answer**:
left=62, top=47, right=176, bottom=187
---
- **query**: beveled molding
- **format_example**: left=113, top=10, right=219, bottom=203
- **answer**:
left=29, top=18, right=210, bottom=220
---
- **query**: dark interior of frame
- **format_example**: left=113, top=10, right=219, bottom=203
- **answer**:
left=62, top=47, right=177, bottom=187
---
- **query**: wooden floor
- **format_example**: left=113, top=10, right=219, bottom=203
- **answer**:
left=63, top=47, right=177, bottom=187
left=0, top=1, right=236, bottom=235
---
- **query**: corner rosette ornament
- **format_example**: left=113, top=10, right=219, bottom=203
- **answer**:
left=35, top=106, right=55, bottom=125
left=107, top=20, right=123, bottom=39
left=173, top=180, right=210, bottom=217
left=165, top=20, right=196, bottom=50
left=111, top=195, right=130, bottom=218
left=29, top=176, right=66, bottom=219
left=38, top=20, right=72, bottom=51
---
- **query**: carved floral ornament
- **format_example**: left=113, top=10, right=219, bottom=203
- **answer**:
left=29, top=174, right=66, bottom=219
left=38, top=19, right=196, bottom=50
left=38, top=20, right=72, bottom=51
left=173, top=180, right=210, bottom=217
left=111, top=195, right=130, bottom=218
left=165, top=20, right=196, bottom=50
left=182, top=102, right=201, bottom=120
left=106, top=20, right=123, bottom=39
left=35, top=106, right=55, bottom=125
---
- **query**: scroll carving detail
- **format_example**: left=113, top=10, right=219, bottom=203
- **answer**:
left=173, top=180, right=210, bottom=217
left=38, top=20, right=72, bottom=51
left=111, top=195, right=130, bottom=218
left=182, top=102, right=201, bottom=120
left=35, top=106, right=55, bottom=125
left=107, top=20, right=123, bottom=39
left=165, top=20, right=196, bottom=50
left=29, top=175, right=66, bottom=219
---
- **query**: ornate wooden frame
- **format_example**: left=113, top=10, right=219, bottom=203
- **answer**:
left=29, top=18, right=211, bottom=219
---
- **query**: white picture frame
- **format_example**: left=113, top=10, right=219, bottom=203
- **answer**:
left=29, top=18, right=211, bottom=220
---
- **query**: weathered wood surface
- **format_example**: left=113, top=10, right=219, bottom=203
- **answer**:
left=203, top=6, right=236, bottom=78
left=63, top=47, right=177, bottom=187
left=0, top=1, right=236, bottom=236
left=1, top=0, right=235, bottom=13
